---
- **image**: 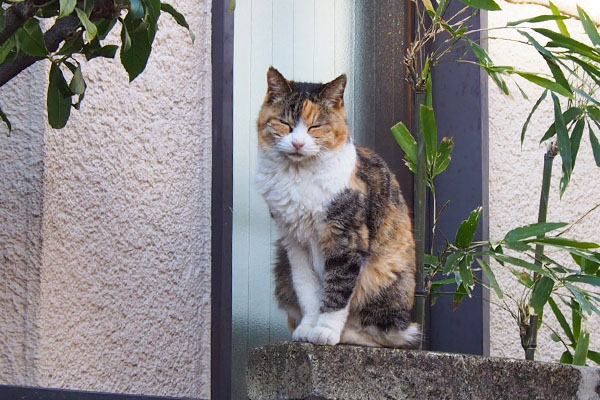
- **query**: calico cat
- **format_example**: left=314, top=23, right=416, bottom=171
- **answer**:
left=255, top=67, right=418, bottom=347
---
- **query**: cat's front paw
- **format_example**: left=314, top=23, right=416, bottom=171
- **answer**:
left=307, top=326, right=341, bottom=346
left=292, top=323, right=314, bottom=342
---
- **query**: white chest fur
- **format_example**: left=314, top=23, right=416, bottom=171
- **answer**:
left=255, top=143, right=357, bottom=249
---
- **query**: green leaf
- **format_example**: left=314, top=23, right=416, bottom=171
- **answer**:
left=533, top=28, right=600, bottom=62
left=120, top=13, right=152, bottom=82
left=444, top=251, right=462, bottom=274
left=391, top=122, right=417, bottom=164
left=566, top=283, right=592, bottom=315
left=540, top=107, right=583, bottom=142
left=420, top=105, right=437, bottom=166
left=518, top=30, right=552, bottom=57
left=492, top=253, right=550, bottom=277
left=560, top=350, right=573, bottom=364
left=548, top=1, right=570, bottom=38
left=530, top=276, right=554, bottom=315
left=573, top=331, right=590, bottom=366
left=15, top=18, right=48, bottom=57
left=477, top=258, right=503, bottom=299
left=548, top=297, right=575, bottom=343
left=516, top=72, right=572, bottom=98
left=0, top=104, right=11, bottom=132
left=456, top=0, right=500, bottom=11
left=566, top=56, right=600, bottom=88
left=75, top=8, right=97, bottom=43
left=425, top=70, right=432, bottom=107
left=588, top=350, right=600, bottom=365
left=526, top=237, right=599, bottom=249
left=570, top=118, right=585, bottom=170
left=511, top=268, right=534, bottom=287
left=47, top=63, right=72, bottom=129
left=577, top=6, right=600, bottom=47
left=564, top=274, right=600, bottom=286
left=459, top=256, right=474, bottom=290
left=433, top=137, right=453, bottom=177
left=59, top=0, right=76, bottom=18
left=229, top=0, right=235, bottom=13
left=552, top=93, right=572, bottom=196
left=129, top=0, right=144, bottom=19
left=85, top=44, right=118, bottom=60
left=507, top=14, right=568, bottom=27
left=590, top=125, right=600, bottom=168
left=0, top=36, right=16, bottom=65
left=455, top=207, right=482, bottom=249
left=69, top=64, right=85, bottom=95
left=453, top=283, right=468, bottom=310
left=504, top=222, right=567, bottom=243
left=56, top=33, right=84, bottom=56
left=120, top=19, right=131, bottom=52
left=550, top=332, right=561, bottom=342
left=541, top=54, right=571, bottom=95
left=424, top=253, right=439, bottom=266
left=95, top=18, right=118, bottom=40
left=161, top=3, right=195, bottom=42
left=521, top=89, right=547, bottom=145
left=572, top=299, right=581, bottom=341
left=0, top=7, right=5, bottom=33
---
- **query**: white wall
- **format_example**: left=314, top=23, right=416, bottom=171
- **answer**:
left=0, top=0, right=211, bottom=397
left=489, top=0, right=600, bottom=362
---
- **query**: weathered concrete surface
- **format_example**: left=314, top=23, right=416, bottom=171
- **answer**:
left=247, top=342, right=600, bottom=400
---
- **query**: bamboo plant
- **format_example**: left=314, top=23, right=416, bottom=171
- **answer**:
left=394, top=0, right=600, bottom=364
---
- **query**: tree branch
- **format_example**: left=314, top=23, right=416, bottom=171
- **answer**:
left=0, top=0, right=55, bottom=46
left=0, top=0, right=120, bottom=88
left=503, top=0, right=600, bottom=27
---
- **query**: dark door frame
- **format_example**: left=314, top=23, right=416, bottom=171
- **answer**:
left=209, top=1, right=490, bottom=398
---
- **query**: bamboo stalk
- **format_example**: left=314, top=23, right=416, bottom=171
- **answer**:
left=523, top=144, right=557, bottom=360
left=413, top=91, right=427, bottom=349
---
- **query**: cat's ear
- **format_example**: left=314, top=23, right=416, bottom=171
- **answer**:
left=320, top=74, right=346, bottom=107
left=267, top=67, right=292, bottom=102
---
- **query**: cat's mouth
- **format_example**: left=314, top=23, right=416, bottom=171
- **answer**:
left=287, top=151, right=308, bottom=160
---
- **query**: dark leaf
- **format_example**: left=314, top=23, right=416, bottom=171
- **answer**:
left=47, top=63, right=72, bottom=129
left=456, top=0, right=501, bottom=11
left=459, top=256, right=474, bottom=290
left=560, top=350, right=573, bottom=364
left=453, top=283, right=468, bottom=310
left=570, top=118, right=585, bottom=169
left=129, top=0, right=144, bottom=19
left=0, top=104, right=11, bottom=132
left=588, top=350, right=600, bottom=365
left=455, top=207, right=482, bottom=249
left=120, top=13, right=152, bottom=82
left=433, top=137, right=453, bottom=177
left=477, top=258, right=503, bottom=299
left=551, top=93, right=572, bottom=196
left=548, top=297, right=575, bottom=343
left=533, top=28, right=600, bottom=62
left=564, top=274, right=600, bottom=286
left=15, top=18, right=48, bottom=57
left=443, top=251, right=462, bottom=274
left=492, top=253, right=550, bottom=277
left=526, top=237, right=599, bottom=249
left=420, top=105, right=437, bottom=166
left=521, top=89, right=548, bottom=145
left=95, top=18, right=118, bottom=40
left=590, top=125, right=600, bottom=168
left=572, top=299, right=581, bottom=341
left=542, top=53, right=571, bottom=95
left=161, top=3, right=194, bottom=42
left=56, top=33, right=84, bottom=56
left=0, top=36, right=16, bottom=64
left=516, top=72, right=572, bottom=98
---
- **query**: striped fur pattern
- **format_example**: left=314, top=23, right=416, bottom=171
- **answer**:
left=256, top=67, right=418, bottom=348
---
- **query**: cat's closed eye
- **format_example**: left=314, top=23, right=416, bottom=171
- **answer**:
left=267, top=118, right=291, bottom=135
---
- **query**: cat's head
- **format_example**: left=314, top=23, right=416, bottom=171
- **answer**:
left=257, top=67, right=349, bottom=162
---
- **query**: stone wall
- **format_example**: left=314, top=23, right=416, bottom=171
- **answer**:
left=0, top=0, right=212, bottom=397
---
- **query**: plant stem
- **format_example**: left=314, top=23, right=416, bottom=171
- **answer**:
left=414, top=91, right=427, bottom=350
left=523, top=145, right=557, bottom=361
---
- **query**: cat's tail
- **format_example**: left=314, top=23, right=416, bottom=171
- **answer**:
left=341, top=322, right=421, bottom=348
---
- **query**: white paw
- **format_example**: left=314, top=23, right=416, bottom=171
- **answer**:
left=307, top=326, right=341, bottom=346
left=292, top=323, right=314, bottom=342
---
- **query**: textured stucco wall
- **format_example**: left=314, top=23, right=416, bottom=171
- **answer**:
left=489, top=0, right=600, bottom=362
left=0, top=0, right=211, bottom=397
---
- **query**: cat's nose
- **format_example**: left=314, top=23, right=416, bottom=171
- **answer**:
left=292, top=141, right=304, bottom=150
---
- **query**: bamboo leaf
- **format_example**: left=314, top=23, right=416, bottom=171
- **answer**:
left=590, top=125, right=600, bottom=168
left=433, top=137, right=453, bottom=177
left=526, top=237, right=599, bottom=249
left=552, top=93, right=572, bottom=196
left=492, top=254, right=551, bottom=277
left=542, top=54, right=571, bottom=95
left=570, top=118, right=585, bottom=170
left=444, top=251, right=462, bottom=274
left=504, top=222, right=566, bottom=242
left=530, top=276, right=554, bottom=315
left=507, top=15, right=568, bottom=27
left=521, top=89, right=548, bottom=145
left=560, top=350, right=573, bottom=364
left=391, top=122, right=417, bottom=164
left=572, top=299, right=581, bottom=341
left=459, top=256, right=474, bottom=290
left=548, top=297, right=575, bottom=343
left=533, top=28, right=600, bottom=62
left=548, top=1, right=570, bottom=38
left=456, top=0, right=501, bottom=11
left=420, top=105, right=437, bottom=166
left=453, top=283, right=468, bottom=310
left=455, top=207, right=482, bottom=249
left=516, top=72, right=572, bottom=98
left=588, top=350, right=600, bottom=365
left=573, top=331, right=590, bottom=366
left=564, top=274, right=600, bottom=286
left=566, top=283, right=592, bottom=315
left=540, top=107, right=583, bottom=142
left=577, top=6, right=600, bottom=47
left=477, top=258, right=503, bottom=299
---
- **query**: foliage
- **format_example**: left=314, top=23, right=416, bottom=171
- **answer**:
left=397, top=0, right=600, bottom=365
left=0, top=0, right=193, bottom=131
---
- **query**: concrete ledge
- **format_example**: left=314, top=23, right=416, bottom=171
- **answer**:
left=247, top=342, right=600, bottom=400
